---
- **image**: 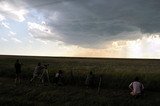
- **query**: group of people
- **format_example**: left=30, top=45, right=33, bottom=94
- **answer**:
left=30, top=62, right=64, bottom=85
left=14, top=59, right=144, bottom=97
left=15, top=60, right=64, bottom=85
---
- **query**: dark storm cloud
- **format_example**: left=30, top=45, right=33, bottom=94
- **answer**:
left=15, top=0, right=160, bottom=48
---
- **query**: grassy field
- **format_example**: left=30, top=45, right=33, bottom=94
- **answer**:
left=0, top=55, right=160, bottom=105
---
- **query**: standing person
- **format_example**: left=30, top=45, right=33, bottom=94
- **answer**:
left=85, top=71, right=94, bottom=88
left=14, top=59, right=22, bottom=84
left=30, top=62, right=44, bottom=82
left=40, top=64, right=50, bottom=84
left=129, top=77, right=144, bottom=97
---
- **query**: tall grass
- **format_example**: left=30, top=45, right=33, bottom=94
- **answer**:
left=0, top=55, right=160, bottom=91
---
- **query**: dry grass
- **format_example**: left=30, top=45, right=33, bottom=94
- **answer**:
left=0, top=55, right=160, bottom=105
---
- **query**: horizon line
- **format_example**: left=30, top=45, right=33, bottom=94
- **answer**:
left=0, top=54, right=160, bottom=60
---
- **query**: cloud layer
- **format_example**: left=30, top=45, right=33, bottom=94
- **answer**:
left=0, top=0, right=28, bottom=22
left=1, top=0, right=160, bottom=49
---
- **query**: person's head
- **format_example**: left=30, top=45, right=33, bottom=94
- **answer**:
left=38, top=62, right=41, bottom=66
left=134, top=77, right=139, bottom=81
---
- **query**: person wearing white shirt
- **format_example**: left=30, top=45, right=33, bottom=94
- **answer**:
left=129, top=77, right=144, bottom=96
left=40, top=64, right=50, bottom=84
left=30, top=62, right=44, bottom=82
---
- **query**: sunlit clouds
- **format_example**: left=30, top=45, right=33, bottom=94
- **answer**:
left=0, top=0, right=28, bottom=22
left=11, top=37, right=22, bottom=43
left=0, top=0, right=160, bottom=58
left=106, top=34, right=160, bottom=58
left=69, top=34, right=160, bottom=58
left=27, top=22, right=61, bottom=41
left=1, top=37, right=8, bottom=42
left=0, top=14, right=5, bottom=21
left=1, top=22, right=10, bottom=29
left=9, top=31, right=16, bottom=36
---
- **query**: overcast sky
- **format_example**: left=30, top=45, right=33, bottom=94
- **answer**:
left=0, top=0, right=160, bottom=58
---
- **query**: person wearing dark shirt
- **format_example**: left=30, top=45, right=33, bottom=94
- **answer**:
left=15, top=59, right=22, bottom=84
left=85, top=71, right=94, bottom=88
left=55, top=70, right=64, bottom=85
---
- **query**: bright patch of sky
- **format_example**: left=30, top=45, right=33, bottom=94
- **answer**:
left=0, top=0, right=160, bottom=58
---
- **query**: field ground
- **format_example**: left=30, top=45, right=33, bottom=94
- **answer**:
left=0, top=55, right=160, bottom=105
left=0, top=77, right=160, bottom=106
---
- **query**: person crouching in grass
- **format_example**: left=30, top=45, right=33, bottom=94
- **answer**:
left=129, top=77, right=144, bottom=98
left=55, top=70, right=64, bottom=86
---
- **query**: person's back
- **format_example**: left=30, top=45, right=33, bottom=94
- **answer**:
left=85, top=71, right=94, bottom=87
left=15, top=60, right=21, bottom=73
left=129, top=77, right=144, bottom=96
left=40, top=64, right=50, bottom=84
left=55, top=70, right=63, bottom=85
left=86, top=74, right=93, bottom=84
left=43, top=68, right=48, bottom=76
left=34, top=65, right=42, bottom=76
left=14, top=59, right=22, bottom=84
left=130, top=81, right=144, bottom=94
left=30, top=62, right=44, bottom=82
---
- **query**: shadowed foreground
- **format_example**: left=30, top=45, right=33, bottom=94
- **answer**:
left=0, top=78, right=160, bottom=106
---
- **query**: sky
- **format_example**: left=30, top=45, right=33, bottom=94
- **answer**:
left=0, top=0, right=160, bottom=58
